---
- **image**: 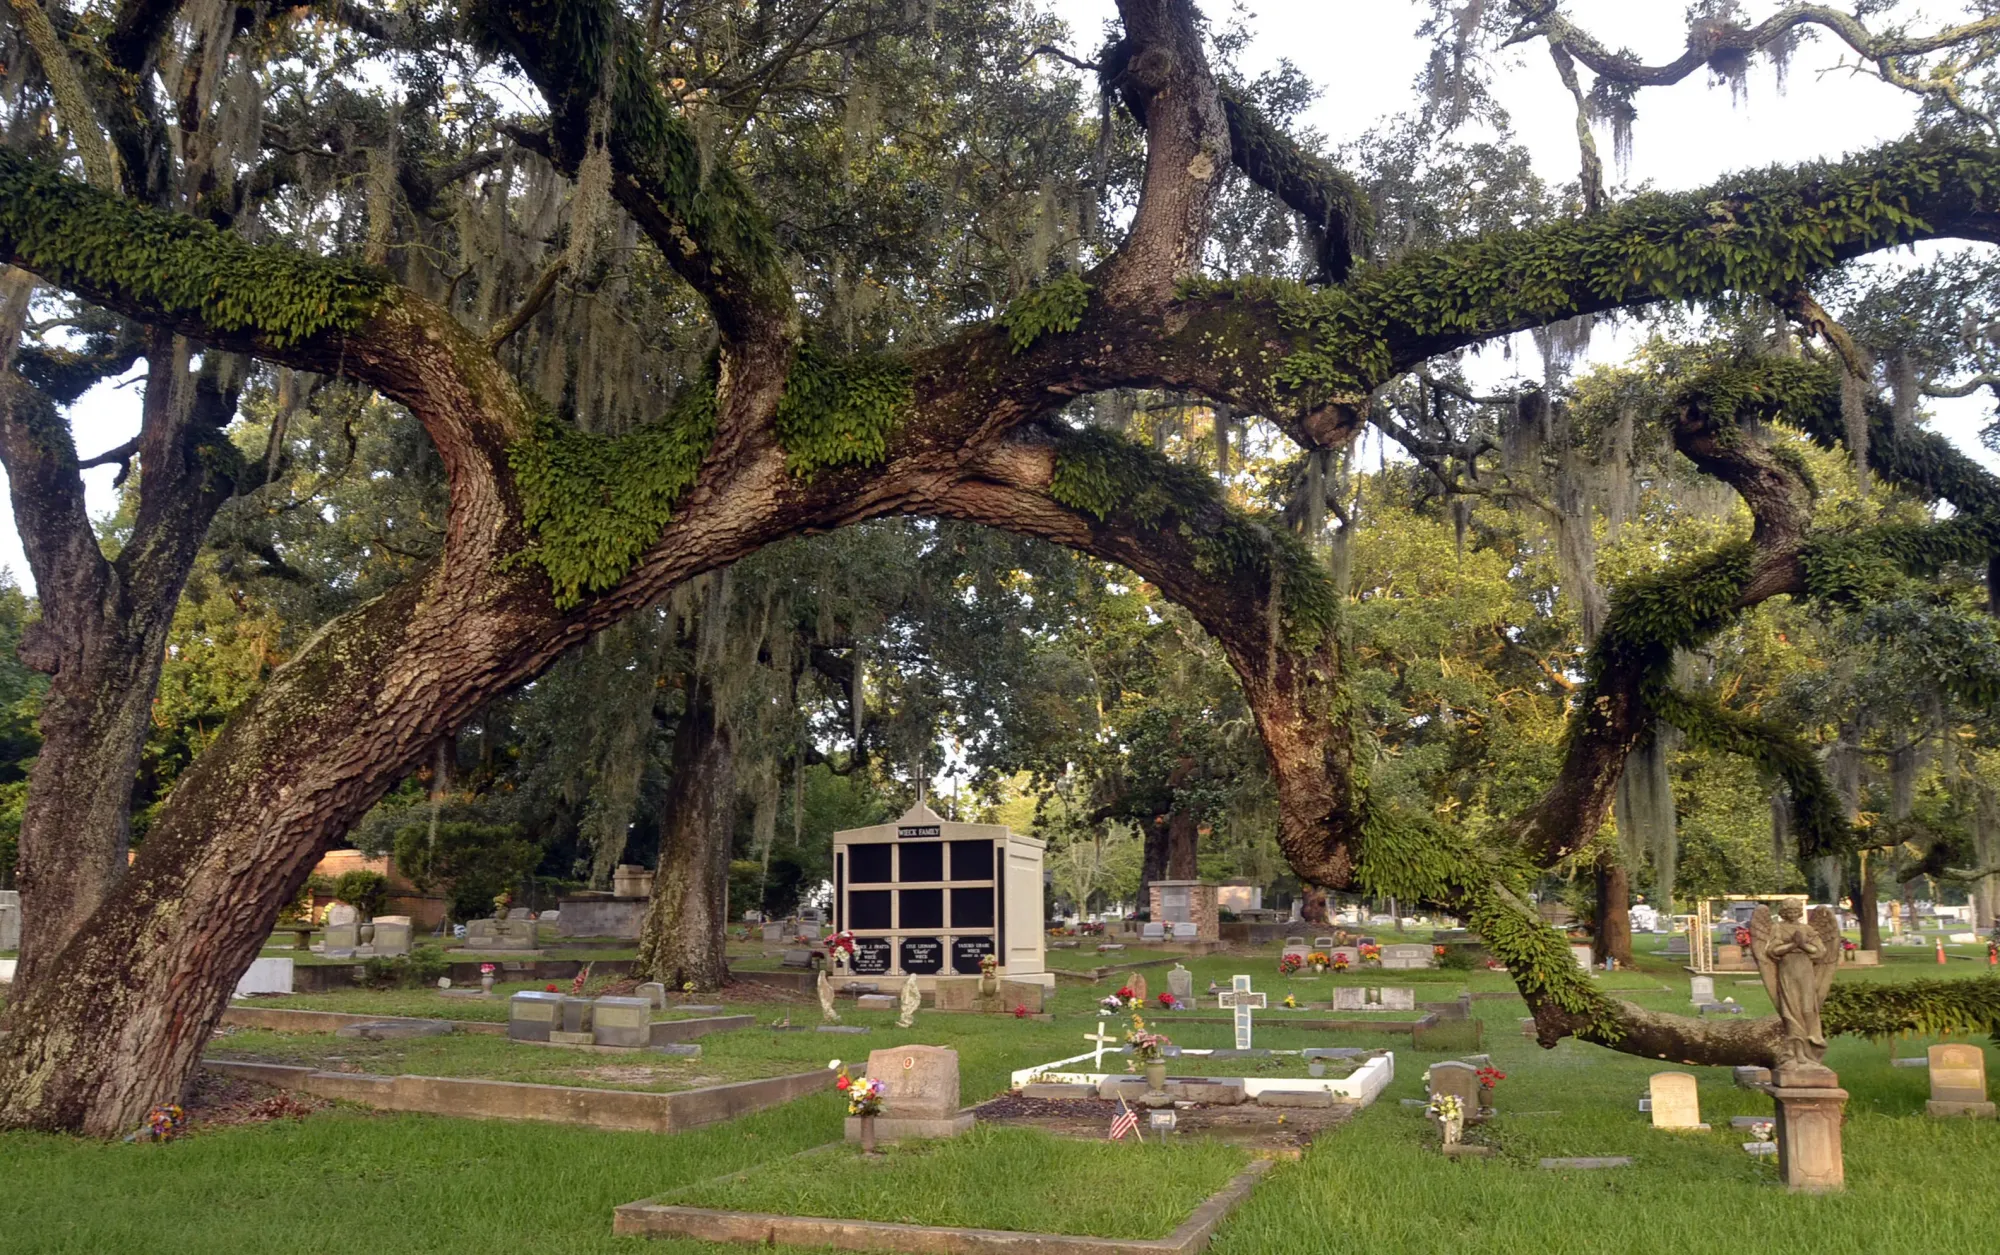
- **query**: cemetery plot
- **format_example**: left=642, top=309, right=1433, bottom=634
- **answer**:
left=636, top=1126, right=1254, bottom=1241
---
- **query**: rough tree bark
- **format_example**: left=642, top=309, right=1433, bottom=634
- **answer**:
left=1593, top=856, right=1633, bottom=969
left=636, top=673, right=735, bottom=991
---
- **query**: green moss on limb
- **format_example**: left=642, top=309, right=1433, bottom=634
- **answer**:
left=774, top=346, right=912, bottom=479
left=1047, top=427, right=1339, bottom=650
left=509, top=386, right=716, bottom=608
left=468, top=0, right=788, bottom=329
left=998, top=274, right=1092, bottom=355
left=0, top=148, right=387, bottom=348
left=1191, top=137, right=2000, bottom=409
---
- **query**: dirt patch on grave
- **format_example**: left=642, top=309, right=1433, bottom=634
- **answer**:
left=181, top=1069, right=334, bottom=1129
left=971, top=1093, right=1357, bottom=1155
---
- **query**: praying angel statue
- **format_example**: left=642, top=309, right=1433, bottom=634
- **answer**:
left=897, top=973, right=921, bottom=1029
left=1747, top=902, right=1840, bottom=1078
left=818, top=968, right=840, bottom=1024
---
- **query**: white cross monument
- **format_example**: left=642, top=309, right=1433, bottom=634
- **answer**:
left=1215, top=974, right=1267, bottom=1049
left=1085, top=1019, right=1120, bottom=1069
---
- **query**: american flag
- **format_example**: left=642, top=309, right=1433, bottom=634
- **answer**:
left=1108, top=1097, right=1140, bottom=1142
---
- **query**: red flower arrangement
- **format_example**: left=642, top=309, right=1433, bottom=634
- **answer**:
left=1476, top=1066, right=1506, bottom=1090
left=1117, top=985, right=1135, bottom=1003
left=1278, top=953, right=1303, bottom=975
left=823, top=931, right=857, bottom=961
left=544, top=983, right=559, bottom=992
left=1157, top=992, right=1175, bottom=1008
left=1433, top=945, right=1447, bottom=958
left=1734, top=925, right=1753, bottom=947
left=1013, top=1004, right=1029, bottom=1018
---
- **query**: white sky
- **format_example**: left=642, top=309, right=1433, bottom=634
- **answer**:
left=6, top=0, right=1996, bottom=595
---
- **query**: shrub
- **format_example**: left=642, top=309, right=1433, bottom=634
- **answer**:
left=332, top=870, right=390, bottom=920
left=357, top=944, right=451, bottom=989
left=1436, top=943, right=1480, bottom=971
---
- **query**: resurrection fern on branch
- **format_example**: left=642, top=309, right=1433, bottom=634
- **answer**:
left=1048, top=427, right=1340, bottom=650
left=998, top=274, right=1092, bottom=354
left=0, top=148, right=387, bottom=348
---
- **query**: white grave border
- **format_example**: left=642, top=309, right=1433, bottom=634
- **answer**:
left=1010, top=1048, right=1396, bottom=1107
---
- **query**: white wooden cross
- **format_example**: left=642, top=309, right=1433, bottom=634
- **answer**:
left=1215, top=974, right=1267, bottom=1049
left=1085, top=1018, right=1119, bottom=1070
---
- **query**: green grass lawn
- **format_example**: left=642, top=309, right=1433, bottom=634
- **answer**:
left=664, top=1125, right=1249, bottom=1238
left=6, top=937, right=1998, bottom=1253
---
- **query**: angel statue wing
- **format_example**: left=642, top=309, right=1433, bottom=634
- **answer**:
left=1747, top=906, right=1781, bottom=1009
left=1808, top=905, right=1842, bottom=1005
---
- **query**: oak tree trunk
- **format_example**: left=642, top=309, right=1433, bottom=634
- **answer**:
left=1856, top=854, right=1882, bottom=953
left=636, top=676, right=735, bottom=991
left=1592, top=856, right=1633, bottom=968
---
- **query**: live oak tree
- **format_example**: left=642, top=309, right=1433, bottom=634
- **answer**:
left=8, top=0, right=2000, bottom=1134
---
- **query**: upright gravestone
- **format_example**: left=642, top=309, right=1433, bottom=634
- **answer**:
left=636, top=981, right=667, bottom=1010
left=1127, top=973, right=1148, bottom=1006
left=1380, top=943, right=1433, bottom=970
left=1689, top=975, right=1716, bottom=1004
left=1332, top=986, right=1366, bottom=1012
left=1649, top=1072, right=1706, bottom=1130
left=1329, top=946, right=1360, bottom=969
left=371, top=919, right=412, bottom=957
left=591, top=996, right=652, bottom=1048
left=846, top=1044, right=974, bottom=1142
left=1926, top=1044, right=1995, bottom=1117
left=1167, top=963, right=1194, bottom=1005
left=1426, top=1060, right=1484, bottom=1123
left=508, top=990, right=563, bottom=1042
left=1378, top=987, right=1416, bottom=1011
left=322, top=922, right=360, bottom=955
left=0, top=889, right=20, bottom=952
left=325, top=902, right=359, bottom=927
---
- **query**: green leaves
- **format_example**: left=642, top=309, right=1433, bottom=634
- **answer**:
left=998, top=274, right=1091, bottom=355
left=774, top=346, right=913, bottom=479
left=509, top=387, right=717, bottom=608
left=0, top=149, right=387, bottom=348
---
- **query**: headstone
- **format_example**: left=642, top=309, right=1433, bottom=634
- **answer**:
left=465, top=918, right=538, bottom=950
left=1649, top=1072, right=1705, bottom=1130
left=1715, top=942, right=1748, bottom=969
left=1378, top=987, right=1416, bottom=1011
left=1140, top=922, right=1166, bottom=941
left=1167, top=963, right=1194, bottom=1004
left=1850, top=949, right=1880, bottom=966
left=763, top=923, right=786, bottom=941
left=1926, top=1043, right=1996, bottom=1117
left=1539, top=1157, right=1631, bottom=1170
left=560, top=996, right=592, bottom=1035
left=856, top=993, right=897, bottom=1010
left=506, top=907, right=533, bottom=921
left=234, top=956, right=294, bottom=996
left=1380, top=943, right=1433, bottom=970
left=851, top=1044, right=971, bottom=1140
left=1570, top=944, right=1593, bottom=971
left=1280, top=943, right=1310, bottom=965
left=322, top=922, right=360, bottom=954
left=507, top=990, right=563, bottom=1042
left=592, top=996, right=651, bottom=1048
left=325, top=903, right=358, bottom=927
left=0, top=889, right=18, bottom=953
left=1312, top=936, right=1337, bottom=949
left=1332, top=986, right=1366, bottom=1011
left=1215, top=974, right=1267, bottom=1049
left=612, top=864, right=654, bottom=899
left=371, top=920, right=412, bottom=957
left=1284, top=935, right=1307, bottom=946
left=537, top=910, right=559, bottom=927
left=636, top=981, right=667, bottom=1010
left=1127, top=973, right=1148, bottom=1006
left=997, top=979, right=1045, bottom=1014
left=1171, top=921, right=1199, bottom=940
left=1329, top=946, right=1360, bottom=968
left=932, top=977, right=975, bottom=1012
left=1426, top=1060, right=1482, bottom=1119
left=1689, top=975, right=1716, bottom=1004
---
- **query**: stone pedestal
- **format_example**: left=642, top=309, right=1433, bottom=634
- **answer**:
left=1771, top=1069, right=1848, bottom=1193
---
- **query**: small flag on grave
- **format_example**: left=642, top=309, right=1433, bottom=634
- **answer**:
left=1109, top=1096, right=1140, bottom=1142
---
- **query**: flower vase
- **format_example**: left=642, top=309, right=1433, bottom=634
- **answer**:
left=1145, top=1061, right=1168, bottom=1092
left=1440, top=1113, right=1463, bottom=1146
left=859, top=1114, right=878, bottom=1155
left=979, top=973, right=997, bottom=997
left=480, top=973, right=495, bottom=995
